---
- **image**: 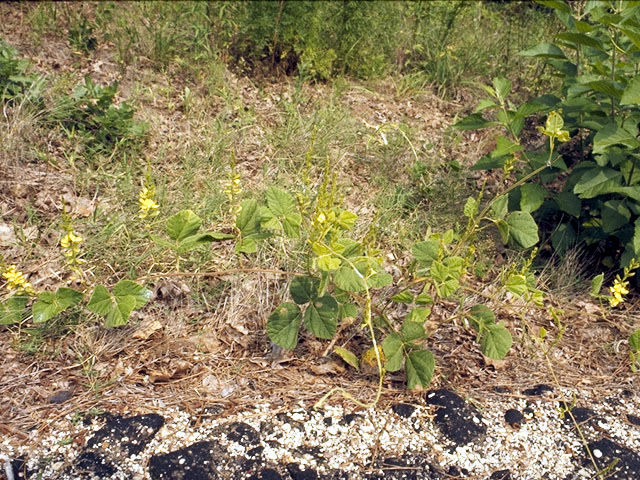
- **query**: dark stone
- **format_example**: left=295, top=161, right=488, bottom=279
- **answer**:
left=48, top=389, right=74, bottom=404
left=286, top=463, right=319, bottom=480
left=323, top=416, right=333, bottom=426
left=246, top=446, right=264, bottom=460
left=247, top=469, right=283, bottom=480
left=523, top=407, right=534, bottom=418
left=504, top=409, right=524, bottom=428
left=227, top=421, right=260, bottom=446
left=490, top=469, right=511, bottom=480
left=565, top=406, right=597, bottom=424
left=340, top=413, right=363, bottom=425
left=9, top=456, right=28, bottom=479
left=392, top=403, right=416, bottom=418
left=522, top=384, right=553, bottom=396
left=585, top=438, right=640, bottom=480
left=149, top=441, right=222, bottom=480
left=86, top=413, right=164, bottom=456
left=628, top=413, right=640, bottom=426
left=425, top=389, right=486, bottom=445
left=492, top=386, right=510, bottom=393
left=72, top=450, right=117, bottom=478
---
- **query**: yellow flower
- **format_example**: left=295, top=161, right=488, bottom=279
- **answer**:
left=609, top=277, right=629, bottom=307
left=2, top=265, right=34, bottom=294
left=138, top=187, right=159, bottom=219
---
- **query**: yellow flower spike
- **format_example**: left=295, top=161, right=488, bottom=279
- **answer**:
left=608, top=276, right=630, bottom=308
left=138, top=186, right=159, bottom=220
left=2, top=265, right=35, bottom=294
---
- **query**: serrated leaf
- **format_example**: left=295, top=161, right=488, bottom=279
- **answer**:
left=573, top=167, right=623, bottom=198
left=467, top=304, right=496, bottom=332
left=435, top=278, right=459, bottom=298
left=334, top=266, right=366, bottom=292
left=506, top=211, right=539, bottom=248
left=368, top=272, right=393, bottom=288
left=339, top=302, right=359, bottom=320
left=413, top=240, right=439, bottom=268
left=555, top=191, right=581, bottom=217
left=590, top=273, right=604, bottom=296
left=520, top=184, right=546, bottom=213
left=166, top=210, right=202, bottom=241
left=236, top=199, right=261, bottom=236
left=405, top=350, right=435, bottom=390
left=113, top=280, right=152, bottom=308
left=87, top=285, right=137, bottom=328
left=392, top=290, right=414, bottom=304
left=491, top=195, right=508, bottom=220
left=407, top=307, right=430, bottom=323
left=556, top=32, right=605, bottom=50
left=474, top=98, right=498, bottom=113
left=334, top=346, right=359, bottom=370
left=401, top=320, right=426, bottom=343
left=266, top=302, right=302, bottom=350
left=0, top=295, right=28, bottom=325
left=480, top=324, right=513, bottom=360
left=491, top=136, right=523, bottom=158
left=382, top=333, right=404, bottom=372
left=32, top=288, right=83, bottom=323
left=235, top=236, right=258, bottom=254
left=304, top=295, right=339, bottom=339
left=505, top=273, right=528, bottom=297
left=593, top=123, right=640, bottom=155
left=178, top=232, right=228, bottom=253
left=337, top=210, right=358, bottom=230
left=265, top=187, right=297, bottom=217
left=493, top=77, right=512, bottom=102
left=290, top=276, right=319, bottom=304
left=463, top=197, right=478, bottom=218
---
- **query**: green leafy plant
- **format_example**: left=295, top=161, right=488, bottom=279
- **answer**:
left=87, top=280, right=151, bottom=328
left=0, top=39, right=42, bottom=103
left=49, top=75, right=148, bottom=156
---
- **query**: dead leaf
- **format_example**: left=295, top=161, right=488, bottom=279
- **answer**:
left=484, top=356, right=508, bottom=370
left=309, top=359, right=345, bottom=376
left=132, top=319, right=163, bottom=340
left=0, top=223, right=16, bottom=244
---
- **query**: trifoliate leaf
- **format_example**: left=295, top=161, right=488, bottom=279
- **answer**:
left=405, top=349, right=435, bottom=390
left=266, top=302, right=302, bottom=350
left=304, top=295, right=339, bottom=339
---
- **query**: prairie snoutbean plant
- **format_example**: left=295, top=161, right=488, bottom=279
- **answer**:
left=455, top=0, right=640, bottom=372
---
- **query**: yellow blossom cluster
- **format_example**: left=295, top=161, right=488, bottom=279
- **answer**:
left=138, top=186, right=159, bottom=219
left=60, top=231, right=83, bottom=257
left=223, top=171, right=242, bottom=215
left=2, top=265, right=35, bottom=294
left=609, top=276, right=630, bottom=307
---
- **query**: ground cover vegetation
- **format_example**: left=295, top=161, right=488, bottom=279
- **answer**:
left=1, top=0, right=639, bottom=438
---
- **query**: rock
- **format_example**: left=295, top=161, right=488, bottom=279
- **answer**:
left=522, top=384, right=553, bottom=396
left=490, top=469, right=511, bottom=479
left=286, top=463, right=319, bottom=480
left=425, top=389, right=486, bottom=445
left=149, top=441, right=223, bottom=480
left=226, top=421, right=260, bottom=446
left=391, top=403, right=416, bottom=418
left=586, top=438, right=640, bottom=480
left=504, top=409, right=523, bottom=428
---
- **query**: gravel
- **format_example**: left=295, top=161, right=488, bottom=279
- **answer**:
left=2, top=385, right=640, bottom=479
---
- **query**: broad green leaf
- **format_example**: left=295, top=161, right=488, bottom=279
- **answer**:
left=505, top=273, right=528, bottom=297
left=401, top=320, right=426, bottom=342
left=178, top=232, right=233, bottom=253
left=113, top=280, right=152, bottom=308
left=0, top=295, right=28, bottom=325
left=167, top=210, right=202, bottom=241
left=391, top=290, right=414, bottom=304
left=480, top=324, right=513, bottom=360
left=336, top=210, right=358, bottom=230
left=415, top=292, right=433, bottom=305
left=334, top=266, right=366, bottom=292
left=368, top=272, right=393, bottom=288
left=496, top=220, right=510, bottom=244
left=629, top=328, right=640, bottom=352
left=556, top=32, right=604, bottom=50
left=506, top=211, right=539, bottom=248
left=463, top=197, right=478, bottom=218
left=412, top=240, right=439, bottom=267
left=334, top=346, right=359, bottom=370
left=435, top=278, right=459, bottom=298
left=290, top=276, right=319, bottom=304
left=405, top=350, right=435, bottom=390
left=382, top=333, right=404, bottom=372
left=520, top=184, right=546, bottom=213
left=453, top=113, right=499, bottom=130
left=87, top=285, right=137, bottom=328
left=443, top=256, right=465, bottom=278
left=282, top=213, right=302, bottom=238
left=407, top=307, right=430, bottom=323
left=467, top=304, right=496, bottom=332
left=266, top=302, right=302, bottom=350
left=491, top=136, right=523, bottom=158
left=590, top=273, right=604, bottom=297
left=430, top=261, right=448, bottom=283
left=601, top=200, right=631, bottom=233
left=518, top=42, right=566, bottom=59
left=236, top=199, right=261, bottom=236
left=593, top=123, right=640, bottom=155
left=339, top=302, right=358, bottom=320
left=471, top=155, right=506, bottom=171
left=493, top=77, right=511, bottom=102
left=491, top=195, right=508, bottom=220
left=235, top=237, right=257, bottom=254
left=555, top=191, right=581, bottom=217
left=265, top=187, right=297, bottom=217
left=304, top=295, right=339, bottom=339
left=474, top=98, right=498, bottom=113
left=537, top=0, right=571, bottom=13
left=573, top=167, right=623, bottom=199
left=620, top=26, right=640, bottom=51
left=32, top=288, right=83, bottom=323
